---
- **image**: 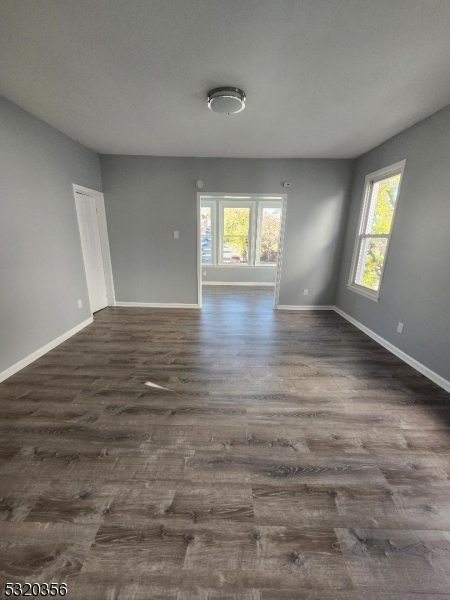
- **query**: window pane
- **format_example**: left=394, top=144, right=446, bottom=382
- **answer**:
left=223, top=207, right=250, bottom=264
left=201, top=206, right=212, bottom=264
left=259, top=207, right=281, bottom=264
left=223, top=236, right=248, bottom=263
left=355, top=237, right=388, bottom=291
left=365, top=174, right=401, bottom=235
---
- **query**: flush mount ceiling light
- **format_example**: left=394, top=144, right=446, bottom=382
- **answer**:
left=207, top=87, right=246, bottom=114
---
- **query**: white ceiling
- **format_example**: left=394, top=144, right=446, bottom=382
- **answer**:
left=1, top=0, right=450, bottom=158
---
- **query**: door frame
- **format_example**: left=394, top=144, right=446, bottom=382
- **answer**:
left=196, top=193, right=287, bottom=308
left=72, top=184, right=116, bottom=313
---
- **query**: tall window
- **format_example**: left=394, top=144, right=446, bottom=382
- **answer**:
left=201, top=197, right=283, bottom=266
left=222, top=205, right=251, bottom=264
left=348, top=161, right=405, bottom=300
left=257, top=203, right=282, bottom=265
left=201, top=202, right=215, bottom=264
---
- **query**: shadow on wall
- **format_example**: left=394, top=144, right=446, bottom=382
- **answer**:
left=280, top=239, right=339, bottom=305
left=280, top=192, right=346, bottom=305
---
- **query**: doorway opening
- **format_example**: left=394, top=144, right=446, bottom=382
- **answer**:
left=196, top=193, right=287, bottom=308
left=73, top=184, right=115, bottom=314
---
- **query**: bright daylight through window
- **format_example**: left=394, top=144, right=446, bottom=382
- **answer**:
left=223, top=206, right=250, bottom=264
left=200, top=206, right=213, bottom=263
left=201, top=198, right=282, bottom=266
left=258, top=206, right=282, bottom=264
left=349, top=161, right=405, bottom=300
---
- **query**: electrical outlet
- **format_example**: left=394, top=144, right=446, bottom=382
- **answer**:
left=303, top=289, right=309, bottom=296
left=78, top=299, right=83, bottom=308
left=174, top=231, right=179, bottom=239
left=397, top=322, right=404, bottom=333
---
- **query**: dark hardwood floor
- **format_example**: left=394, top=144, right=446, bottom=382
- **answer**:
left=1, top=286, right=450, bottom=599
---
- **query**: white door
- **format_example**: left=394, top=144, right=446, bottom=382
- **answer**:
left=75, top=192, right=108, bottom=313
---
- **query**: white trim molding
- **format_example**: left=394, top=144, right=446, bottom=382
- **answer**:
left=347, top=159, right=406, bottom=302
left=346, top=283, right=380, bottom=302
left=334, top=306, right=450, bottom=394
left=115, top=302, right=200, bottom=309
left=277, top=305, right=334, bottom=311
left=197, top=192, right=287, bottom=310
left=273, top=195, right=288, bottom=309
left=0, top=317, right=93, bottom=384
left=72, top=184, right=116, bottom=310
left=203, top=282, right=274, bottom=287
left=203, top=265, right=277, bottom=269
left=196, top=194, right=203, bottom=308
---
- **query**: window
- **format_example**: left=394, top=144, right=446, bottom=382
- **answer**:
left=256, top=203, right=282, bottom=265
left=200, top=196, right=283, bottom=266
left=348, top=160, right=405, bottom=300
left=201, top=201, right=215, bottom=264
left=220, top=203, right=252, bottom=265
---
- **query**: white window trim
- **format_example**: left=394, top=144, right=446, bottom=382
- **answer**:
left=218, top=200, right=256, bottom=266
left=348, top=159, right=406, bottom=302
left=255, top=200, right=283, bottom=266
left=200, top=195, right=285, bottom=268
left=200, top=200, right=216, bottom=266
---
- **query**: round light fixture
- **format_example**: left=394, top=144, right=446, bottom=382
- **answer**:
left=207, top=87, right=246, bottom=114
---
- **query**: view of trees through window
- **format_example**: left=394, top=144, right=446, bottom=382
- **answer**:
left=354, top=173, right=401, bottom=292
left=201, top=198, right=282, bottom=266
left=259, top=207, right=282, bottom=264
left=223, top=207, right=250, bottom=264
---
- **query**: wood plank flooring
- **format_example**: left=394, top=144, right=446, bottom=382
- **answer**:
left=1, top=286, right=450, bottom=599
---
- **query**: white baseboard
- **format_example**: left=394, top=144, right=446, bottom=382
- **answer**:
left=202, top=282, right=274, bottom=287
left=333, top=306, right=450, bottom=394
left=3, top=303, right=447, bottom=395
left=115, top=301, right=200, bottom=308
left=277, top=305, right=334, bottom=311
left=0, top=317, right=93, bottom=384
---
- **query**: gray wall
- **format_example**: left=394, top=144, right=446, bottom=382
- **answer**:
left=0, top=96, right=102, bottom=373
left=99, top=156, right=353, bottom=305
left=336, top=105, right=450, bottom=382
left=203, top=266, right=276, bottom=285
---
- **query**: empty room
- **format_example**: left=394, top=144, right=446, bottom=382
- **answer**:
left=1, top=1, right=450, bottom=598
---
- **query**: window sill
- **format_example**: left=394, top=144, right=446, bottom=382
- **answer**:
left=203, top=264, right=277, bottom=268
left=347, top=284, right=379, bottom=302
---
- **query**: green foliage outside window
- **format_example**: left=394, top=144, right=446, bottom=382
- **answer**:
left=259, top=212, right=281, bottom=263
left=223, top=207, right=250, bottom=261
left=359, top=174, right=400, bottom=290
